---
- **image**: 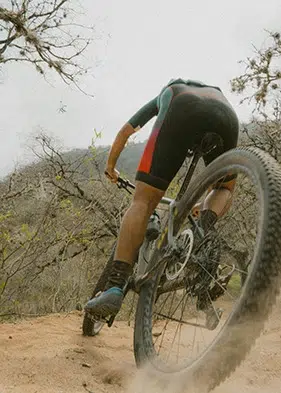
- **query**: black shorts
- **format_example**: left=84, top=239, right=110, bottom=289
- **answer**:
left=136, top=85, right=239, bottom=191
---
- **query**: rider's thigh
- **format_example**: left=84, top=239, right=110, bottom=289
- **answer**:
left=133, top=181, right=165, bottom=212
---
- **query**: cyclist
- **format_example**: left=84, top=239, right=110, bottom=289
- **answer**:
left=85, top=78, right=239, bottom=318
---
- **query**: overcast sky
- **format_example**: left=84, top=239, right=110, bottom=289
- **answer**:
left=0, top=0, right=280, bottom=176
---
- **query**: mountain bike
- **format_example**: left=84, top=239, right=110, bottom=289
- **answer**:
left=82, top=139, right=281, bottom=392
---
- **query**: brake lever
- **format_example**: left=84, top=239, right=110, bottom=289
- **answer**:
left=117, top=177, right=135, bottom=194
left=119, top=177, right=135, bottom=189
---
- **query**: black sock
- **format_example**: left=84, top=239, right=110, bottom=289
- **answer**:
left=105, top=260, right=133, bottom=290
left=198, top=210, right=218, bottom=233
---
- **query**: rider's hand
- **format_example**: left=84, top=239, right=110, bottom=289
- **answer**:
left=105, top=166, right=120, bottom=183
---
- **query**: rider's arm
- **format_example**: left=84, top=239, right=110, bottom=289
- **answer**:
left=106, top=97, right=158, bottom=171
left=106, top=123, right=136, bottom=171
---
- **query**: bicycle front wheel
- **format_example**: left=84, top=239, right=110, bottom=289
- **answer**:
left=133, top=147, right=281, bottom=392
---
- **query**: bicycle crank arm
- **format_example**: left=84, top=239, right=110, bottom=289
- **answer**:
left=106, top=315, right=115, bottom=327
left=156, top=276, right=187, bottom=295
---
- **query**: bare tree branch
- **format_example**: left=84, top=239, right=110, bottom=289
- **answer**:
left=231, top=31, right=281, bottom=111
left=0, top=0, right=94, bottom=91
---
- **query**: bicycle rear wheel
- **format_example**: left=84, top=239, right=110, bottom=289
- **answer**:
left=82, top=247, right=115, bottom=336
left=133, top=147, right=281, bottom=392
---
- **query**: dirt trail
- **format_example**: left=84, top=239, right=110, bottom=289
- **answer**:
left=0, top=305, right=281, bottom=393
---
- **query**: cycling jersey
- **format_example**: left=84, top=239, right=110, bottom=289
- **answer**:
left=128, top=79, right=239, bottom=191
left=128, top=79, right=222, bottom=130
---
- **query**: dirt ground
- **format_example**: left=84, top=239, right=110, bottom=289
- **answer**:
left=0, top=303, right=281, bottom=393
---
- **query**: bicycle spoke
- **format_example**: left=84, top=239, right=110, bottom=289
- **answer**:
left=156, top=290, right=177, bottom=355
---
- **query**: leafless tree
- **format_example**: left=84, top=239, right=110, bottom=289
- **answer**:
left=231, top=31, right=281, bottom=111
left=230, top=29, right=281, bottom=162
left=0, top=133, right=131, bottom=317
left=0, top=0, right=94, bottom=89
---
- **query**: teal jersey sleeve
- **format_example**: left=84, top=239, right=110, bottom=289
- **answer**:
left=127, top=97, right=158, bottom=129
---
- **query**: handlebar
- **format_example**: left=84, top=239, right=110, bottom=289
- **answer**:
left=104, top=170, right=135, bottom=195
left=117, top=177, right=135, bottom=194
left=116, top=176, right=172, bottom=205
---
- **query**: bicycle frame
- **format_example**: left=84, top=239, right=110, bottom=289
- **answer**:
left=118, top=150, right=203, bottom=294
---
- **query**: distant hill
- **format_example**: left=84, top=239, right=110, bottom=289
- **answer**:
left=61, top=140, right=147, bottom=178
left=1, top=140, right=147, bottom=185
left=117, top=141, right=147, bottom=174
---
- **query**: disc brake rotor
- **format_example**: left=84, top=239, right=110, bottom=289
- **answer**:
left=166, top=228, right=194, bottom=281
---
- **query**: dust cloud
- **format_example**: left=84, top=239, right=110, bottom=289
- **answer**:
left=0, top=304, right=280, bottom=393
